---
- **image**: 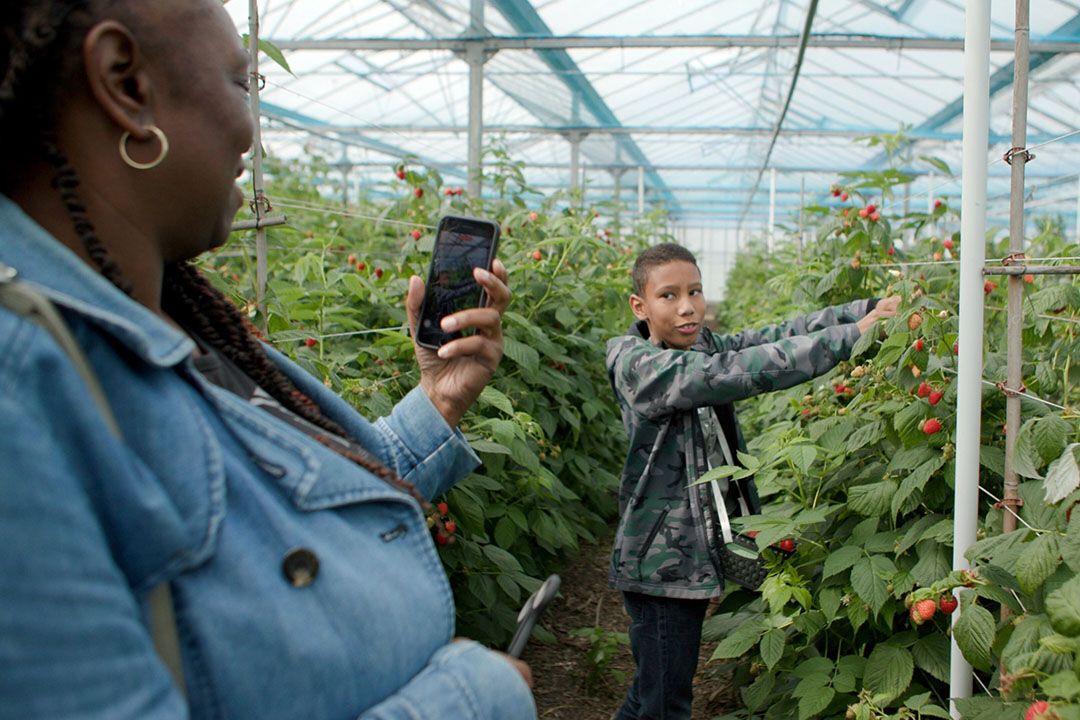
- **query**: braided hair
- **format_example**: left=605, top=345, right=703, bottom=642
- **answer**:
left=1, top=1, right=435, bottom=511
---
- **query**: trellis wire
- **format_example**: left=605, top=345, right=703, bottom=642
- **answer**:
left=273, top=198, right=437, bottom=230
left=939, top=366, right=1070, bottom=412
left=977, top=485, right=1039, bottom=535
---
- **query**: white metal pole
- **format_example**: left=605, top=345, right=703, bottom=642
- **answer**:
left=951, top=2, right=991, bottom=715
left=466, top=0, right=485, bottom=199
left=1075, top=176, right=1080, bottom=244
left=768, top=167, right=776, bottom=253
left=569, top=134, right=581, bottom=192
left=638, top=166, right=645, bottom=215
left=248, top=0, right=268, bottom=320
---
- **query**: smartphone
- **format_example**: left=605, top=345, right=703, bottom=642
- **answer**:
left=506, top=574, right=561, bottom=658
left=415, top=215, right=501, bottom=350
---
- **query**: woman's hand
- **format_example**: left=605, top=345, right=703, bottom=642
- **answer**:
left=407, top=259, right=510, bottom=427
left=493, top=651, right=533, bottom=689
left=856, top=294, right=901, bottom=335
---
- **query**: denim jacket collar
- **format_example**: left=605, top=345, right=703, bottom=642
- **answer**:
left=0, top=193, right=194, bottom=367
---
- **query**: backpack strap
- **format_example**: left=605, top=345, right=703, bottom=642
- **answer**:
left=0, top=261, right=187, bottom=696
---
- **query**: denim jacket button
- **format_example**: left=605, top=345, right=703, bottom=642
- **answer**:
left=282, top=547, right=319, bottom=588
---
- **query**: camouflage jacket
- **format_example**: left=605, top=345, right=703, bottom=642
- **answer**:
left=605, top=299, right=876, bottom=599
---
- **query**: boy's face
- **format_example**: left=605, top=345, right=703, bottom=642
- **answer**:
left=629, top=260, right=706, bottom=349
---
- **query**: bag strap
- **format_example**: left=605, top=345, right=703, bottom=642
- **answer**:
left=0, top=262, right=187, bottom=696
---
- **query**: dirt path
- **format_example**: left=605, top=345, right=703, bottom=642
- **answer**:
left=520, top=531, right=738, bottom=720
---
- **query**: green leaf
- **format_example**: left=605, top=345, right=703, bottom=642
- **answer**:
left=478, top=386, right=515, bottom=416
left=503, top=336, right=539, bottom=373
left=712, top=619, right=767, bottom=659
left=823, top=545, right=863, bottom=579
left=850, top=324, right=877, bottom=359
left=1045, top=444, right=1080, bottom=505
left=482, top=543, right=523, bottom=573
left=258, top=38, right=293, bottom=74
left=851, top=557, right=889, bottom=614
left=1046, top=575, right=1080, bottom=637
left=920, top=154, right=953, bottom=176
left=1016, top=534, right=1061, bottom=594
left=819, top=587, right=842, bottom=620
left=848, top=479, right=898, bottom=518
left=892, top=456, right=946, bottom=518
left=797, top=685, right=835, bottom=720
left=469, top=438, right=513, bottom=455
left=893, top=400, right=927, bottom=445
left=911, top=542, right=951, bottom=586
left=760, top=628, right=784, bottom=670
left=863, top=644, right=913, bottom=705
left=1014, top=423, right=1046, bottom=479
left=1040, top=671, right=1080, bottom=699
left=876, top=330, right=912, bottom=369
left=954, top=697, right=1027, bottom=720
left=847, top=421, right=884, bottom=453
left=743, top=672, right=775, bottom=712
left=953, top=601, right=996, bottom=671
left=494, top=516, right=519, bottom=548
left=912, top=633, right=951, bottom=683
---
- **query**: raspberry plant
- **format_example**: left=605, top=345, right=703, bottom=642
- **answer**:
left=705, top=149, right=1080, bottom=720
left=212, top=147, right=654, bottom=644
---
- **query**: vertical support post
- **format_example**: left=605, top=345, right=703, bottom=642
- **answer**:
left=637, top=166, right=645, bottom=216
left=1075, top=175, right=1080, bottom=244
left=569, top=134, right=581, bottom=192
left=248, top=0, right=268, bottom=323
left=951, top=2, right=991, bottom=715
left=798, top=174, right=805, bottom=264
left=768, top=168, right=777, bottom=253
left=466, top=0, right=485, bottom=200
left=1002, top=0, right=1030, bottom=538
left=612, top=167, right=624, bottom=236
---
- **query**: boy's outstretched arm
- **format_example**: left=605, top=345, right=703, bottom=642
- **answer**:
left=712, top=296, right=898, bottom=352
left=608, top=297, right=899, bottom=420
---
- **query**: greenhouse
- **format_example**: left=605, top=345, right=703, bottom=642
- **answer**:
left=1, top=1, right=1079, bottom=719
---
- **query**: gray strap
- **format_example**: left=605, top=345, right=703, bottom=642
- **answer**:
left=149, top=584, right=187, bottom=695
left=0, top=262, right=186, bottom=696
left=0, top=264, right=120, bottom=439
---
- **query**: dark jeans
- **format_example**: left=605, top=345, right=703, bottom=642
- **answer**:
left=614, top=591, right=710, bottom=720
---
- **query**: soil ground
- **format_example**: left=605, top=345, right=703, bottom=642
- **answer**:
left=520, top=531, right=739, bottom=720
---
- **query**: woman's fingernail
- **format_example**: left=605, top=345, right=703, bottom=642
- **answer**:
left=437, top=346, right=449, bottom=358
left=442, top=317, right=458, bottom=332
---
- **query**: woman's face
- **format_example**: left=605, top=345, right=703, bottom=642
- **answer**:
left=144, top=1, right=254, bottom=261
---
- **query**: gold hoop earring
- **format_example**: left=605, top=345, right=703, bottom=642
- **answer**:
left=119, top=125, right=169, bottom=170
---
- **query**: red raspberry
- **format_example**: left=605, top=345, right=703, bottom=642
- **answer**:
left=939, top=594, right=958, bottom=614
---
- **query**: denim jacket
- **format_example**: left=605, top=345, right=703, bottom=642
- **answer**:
left=0, top=195, right=535, bottom=720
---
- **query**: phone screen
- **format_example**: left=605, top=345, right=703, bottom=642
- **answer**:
left=416, top=216, right=500, bottom=349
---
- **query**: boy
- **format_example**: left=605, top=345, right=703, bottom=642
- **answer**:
left=606, top=243, right=898, bottom=719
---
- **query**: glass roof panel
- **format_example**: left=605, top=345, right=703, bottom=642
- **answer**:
left=226, top=0, right=1080, bottom=236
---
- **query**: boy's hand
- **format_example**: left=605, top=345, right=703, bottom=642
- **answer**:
left=856, top=295, right=901, bottom=334
left=407, top=259, right=511, bottom=427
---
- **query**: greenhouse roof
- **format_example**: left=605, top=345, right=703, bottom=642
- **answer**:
left=226, top=0, right=1080, bottom=236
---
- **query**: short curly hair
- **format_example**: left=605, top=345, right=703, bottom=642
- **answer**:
left=631, top=243, right=699, bottom=296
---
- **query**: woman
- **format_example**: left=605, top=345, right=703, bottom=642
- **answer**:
left=0, top=1, right=535, bottom=718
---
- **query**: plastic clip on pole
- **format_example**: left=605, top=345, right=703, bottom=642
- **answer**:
left=506, top=574, right=561, bottom=658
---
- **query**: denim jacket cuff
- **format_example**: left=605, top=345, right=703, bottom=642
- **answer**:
left=376, top=386, right=481, bottom=498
